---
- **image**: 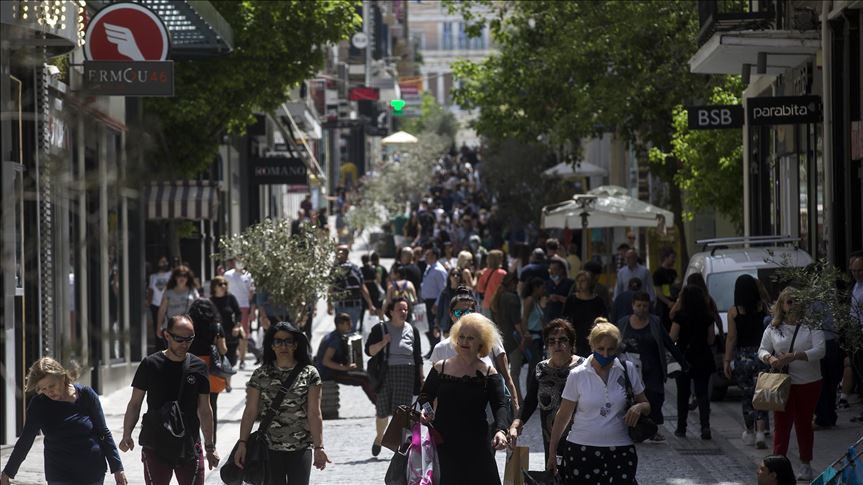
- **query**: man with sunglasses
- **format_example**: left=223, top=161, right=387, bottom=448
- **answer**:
left=120, top=315, right=219, bottom=485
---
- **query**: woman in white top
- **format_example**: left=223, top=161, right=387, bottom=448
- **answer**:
left=547, top=319, right=650, bottom=484
left=757, top=287, right=825, bottom=482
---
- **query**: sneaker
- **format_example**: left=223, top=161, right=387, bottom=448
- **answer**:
left=755, top=431, right=767, bottom=449
left=649, top=432, right=666, bottom=442
left=796, top=463, right=814, bottom=482
left=742, top=430, right=755, bottom=446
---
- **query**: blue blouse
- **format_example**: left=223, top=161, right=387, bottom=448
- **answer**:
left=2, top=384, right=123, bottom=482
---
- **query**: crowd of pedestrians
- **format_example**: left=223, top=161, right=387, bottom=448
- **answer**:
left=2, top=133, right=862, bottom=485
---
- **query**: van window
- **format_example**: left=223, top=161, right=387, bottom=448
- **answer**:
left=707, top=268, right=785, bottom=313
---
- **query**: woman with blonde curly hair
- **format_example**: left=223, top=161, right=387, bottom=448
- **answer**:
left=419, top=312, right=510, bottom=484
left=1, top=358, right=126, bottom=485
left=757, top=287, right=825, bottom=481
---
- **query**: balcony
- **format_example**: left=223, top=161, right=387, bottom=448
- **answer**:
left=690, top=0, right=820, bottom=75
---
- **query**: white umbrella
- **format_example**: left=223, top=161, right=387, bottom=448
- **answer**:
left=381, top=131, right=418, bottom=144
left=542, top=161, right=607, bottom=178
left=541, top=185, right=673, bottom=230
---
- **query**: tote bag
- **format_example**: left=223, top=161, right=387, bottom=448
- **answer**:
left=752, top=324, right=800, bottom=412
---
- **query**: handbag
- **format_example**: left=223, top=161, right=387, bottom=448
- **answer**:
left=220, top=364, right=305, bottom=485
left=146, top=355, right=198, bottom=465
left=382, top=398, right=422, bottom=453
left=752, top=324, right=801, bottom=412
left=503, top=446, right=529, bottom=485
left=368, top=323, right=390, bottom=392
left=210, top=344, right=237, bottom=378
left=618, top=356, right=658, bottom=443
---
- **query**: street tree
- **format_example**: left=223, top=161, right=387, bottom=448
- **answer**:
left=218, top=218, right=337, bottom=325
left=449, top=0, right=734, bottom=260
left=146, top=1, right=361, bottom=176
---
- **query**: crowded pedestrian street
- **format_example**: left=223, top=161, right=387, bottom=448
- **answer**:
left=3, top=1, right=863, bottom=485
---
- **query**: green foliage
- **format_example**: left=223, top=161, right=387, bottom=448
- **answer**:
left=400, top=93, right=459, bottom=141
left=348, top=133, right=451, bottom=230
left=218, top=219, right=337, bottom=317
left=649, top=77, right=744, bottom=230
left=147, top=1, right=361, bottom=176
left=773, top=259, right=862, bottom=353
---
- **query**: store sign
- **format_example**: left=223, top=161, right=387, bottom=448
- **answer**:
left=250, top=157, right=308, bottom=185
left=687, top=105, right=743, bottom=130
left=746, top=95, right=821, bottom=125
left=83, top=3, right=173, bottom=96
left=83, top=61, right=174, bottom=96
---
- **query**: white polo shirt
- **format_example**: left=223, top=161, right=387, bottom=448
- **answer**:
left=429, top=337, right=503, bottom=368
left=562, top=356, right=645, bottom=447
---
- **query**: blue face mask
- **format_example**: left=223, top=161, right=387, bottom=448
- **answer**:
left=592, top=352, right=615, bottom=367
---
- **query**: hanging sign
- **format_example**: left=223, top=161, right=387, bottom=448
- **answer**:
left=83, top=3, right=174, bottom=96
left=746, top=95, right=821, bottom=125
left=687, top=105, right=744, bottom=130
left=250, top=157, right=309, bottom=186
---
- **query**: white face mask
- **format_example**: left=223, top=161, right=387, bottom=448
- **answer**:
left=234, top=262, right=244, bottom=271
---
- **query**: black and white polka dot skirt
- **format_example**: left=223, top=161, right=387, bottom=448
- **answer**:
left=559, top=441, right=638, bottom=484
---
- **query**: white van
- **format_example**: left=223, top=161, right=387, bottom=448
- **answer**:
left=683, top=236, right=813, bottom=399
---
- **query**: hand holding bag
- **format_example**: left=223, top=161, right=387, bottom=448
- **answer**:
left=618, top=356, right=658, bottom=443
left=220, top=365, right=304, bottom=485
left=753, top=324, right=801, bottom=412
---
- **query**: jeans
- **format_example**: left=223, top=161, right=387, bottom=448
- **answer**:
left=335, top=304, right=364, bottom=332
left=267, top=448, right=312, bottom=485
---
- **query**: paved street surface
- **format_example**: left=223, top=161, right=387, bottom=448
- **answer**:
left=3, top=232, right=863, bottom=484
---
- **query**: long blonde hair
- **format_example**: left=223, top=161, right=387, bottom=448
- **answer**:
left=770, top=287, right=799, bottom=327
left=25, top=357, right=78, bottom=393
left=456, top=251, right=474, bottom=270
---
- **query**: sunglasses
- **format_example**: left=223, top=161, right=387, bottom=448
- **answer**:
left=217, top=282, right=227, bottom=287
left=547, top=337, right=570, bottom=346
left=273, top=338, right=296, bottom=347
left=166, top=331, right=195, bottom=343
left=452, top=308, right=474, bottom=318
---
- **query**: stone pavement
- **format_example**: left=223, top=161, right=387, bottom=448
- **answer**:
left=3, top=230, right=863, bottom=483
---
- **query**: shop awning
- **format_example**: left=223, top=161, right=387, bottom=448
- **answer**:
left=147, top=181, right=220, bottom=220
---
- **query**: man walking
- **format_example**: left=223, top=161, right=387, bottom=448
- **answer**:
left=328, top=245, right=376, bottom=332
left=223, top=257, right=254, bottom=369
left=315, top=313, right=376, bottom=404
left=614, top=249, right=656, bottom=302
left=119, top=315, right=219, bottom=485
left=421, top=246, right=448, bottom=354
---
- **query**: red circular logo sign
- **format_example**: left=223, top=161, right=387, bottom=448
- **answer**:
left=84, top=3, right=170, bottom=61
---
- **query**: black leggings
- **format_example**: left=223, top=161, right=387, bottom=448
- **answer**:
left=267, top=448, right=312, bottom=485
left=209, top=393, right=218, bottom=445
left=675, top=373, right=710, bottom=431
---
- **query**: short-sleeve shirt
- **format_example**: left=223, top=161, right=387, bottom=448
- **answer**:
left=248, top=364, right=321, bottom=451
left=386, top=322, right=417, bottom=366
left=149, top=271, right=172, bottom=307
left=131, top=352, right=210, bottom=448
left=561, top=356, right=644, bottom=447
left=315, top=330, right=348, bottom=380
left=163, top=288, right=198, bottom=326
left=224, top=269, right=254, bottom=308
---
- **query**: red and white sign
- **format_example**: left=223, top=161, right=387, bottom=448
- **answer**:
left=84, top=3, right=170, bottom=61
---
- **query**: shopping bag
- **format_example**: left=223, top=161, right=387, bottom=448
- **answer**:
left=406, top=423, right=439, bottom=485
left=382, top=401, right=421, bottom=452
left=385, top=439, right=410, bottom=485
left=752, top=371, right=792, bottom=411
left=412, top=302, right=429, bottom=333
left=503, top=446, right=529, bottom=485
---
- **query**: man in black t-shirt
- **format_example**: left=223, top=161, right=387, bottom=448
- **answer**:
left=119, top=315, right=218, bottom=485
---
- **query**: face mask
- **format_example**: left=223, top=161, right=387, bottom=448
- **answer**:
left=592, top=352, right=615, bottom=367
left=235, top=262, right=244, bottom=271
left=550, top=274, right=561, bottom=283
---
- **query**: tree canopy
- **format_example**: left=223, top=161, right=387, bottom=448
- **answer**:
left=146, top=1, right=361, bottom=176
left=449, top=0, right=743, bottom=258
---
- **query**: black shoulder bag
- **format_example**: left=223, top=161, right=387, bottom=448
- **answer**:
left=618, top=356, right=658, bottom=443
left=221, top=364, right=305, bottom=485
left=368, top=322, right=389, bottom=392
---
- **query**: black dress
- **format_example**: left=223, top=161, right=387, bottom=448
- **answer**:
left=419, top=362, right=508, bottom=485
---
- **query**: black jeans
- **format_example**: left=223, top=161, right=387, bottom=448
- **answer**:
left=815, top=339, right=841, bottom=426
left=267, top=448, right=312, bottom=485
left=676, top=373, right=710, bottom=431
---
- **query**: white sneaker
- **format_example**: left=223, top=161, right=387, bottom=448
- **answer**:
left=796, top=463, right=814, bottom=482
left=755, top=431, right=767, bottom=449
left=742, top=430, right=755, bottom=445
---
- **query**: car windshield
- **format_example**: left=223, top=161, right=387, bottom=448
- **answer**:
left=707, top=268, right=785, bottom=312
